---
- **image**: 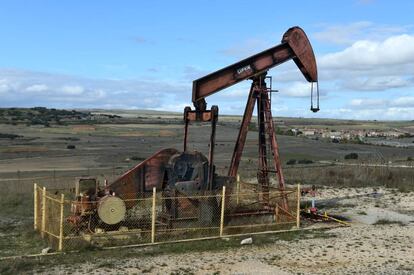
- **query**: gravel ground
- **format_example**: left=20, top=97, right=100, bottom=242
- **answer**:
left=59, top=223, right=413, bottom=274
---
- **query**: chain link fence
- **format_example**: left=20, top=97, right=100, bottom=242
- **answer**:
left=34, top=181, right=300, bottom=251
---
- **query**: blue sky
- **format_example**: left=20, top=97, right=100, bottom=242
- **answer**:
left=1, top=0, right=414, bottom=120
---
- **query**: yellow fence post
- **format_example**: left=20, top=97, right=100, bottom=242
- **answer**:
left=151, top=187, right=156, bottom=243
left=220, top=186, right=226, bottom=237
left=41, top=186, right=46, bottom=238
left=58, top=193, right=65, bottom=251
left=296, top=183, right=301, bottom=228
left=236, top=174, right=240, bottom=205
left=34, top=183, right=38, bottom=230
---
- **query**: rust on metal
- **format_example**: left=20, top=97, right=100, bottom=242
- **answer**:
left=228, top=85, right=256, bottom=177
left=282, top=27, right=318, bottom=82
left=187, top=26, right=318, bottom=207
left=192, top=26, right=318, bottom=106
left=110, top=148, right=179, bottom=206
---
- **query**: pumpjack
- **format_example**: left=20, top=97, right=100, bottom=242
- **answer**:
left=69, top=26, right=319, bottom=228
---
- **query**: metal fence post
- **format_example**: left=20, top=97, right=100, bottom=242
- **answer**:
left=220, top=186, right=226, bottom=237
left=34, top=183, right=38, bottom=230
left=151, top=187, right=156, bottom=243
left=58, top=193, right=65, bottom=251
left=41, top=186, right=46, bottom=238
left=296, top=183, right=301, bottom=228
left=236, top=174, right=240, bottom=205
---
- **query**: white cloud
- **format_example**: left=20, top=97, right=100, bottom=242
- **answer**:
left=0, top=79, right=14, bottom=94
left=320, top=34, right=414, bottom=70
left=320, top=106, right=414, bottom=121
left=391, top=96, right=414, bottom=107
left=316, top=30, right=414, bottom=93
left=25, top=84, right=49, bottom=93
left=221, top=87, right=250, bottom=99
left=0, top=68, right=189, bottom=110
left=314, top=21, right=411, bottom=45
left=60, top=85, right=85, bottom=95
left=348, top=96, right=414, bottom=115
left=383, top=107, right=414, bottom=120
left=350, top=98, right=387, bottom=108
left=342, top=76, right=411, bottom=91
left=282, top=82, right=311, bottom=98
left=314, top=21, right=373, bottom=45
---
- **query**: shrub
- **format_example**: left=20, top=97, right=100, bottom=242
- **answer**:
left=275, top=127, right=284, bottom=135
left=286, top=129, right=296, bottom=136
left=0, top=133, right=22, bottom=139
left=373, top=219, right=404, bottom=226
left=59, top=137, right=80, bottom=141
left=248, top=122, right=257, bottom=131
left=298, top=159, right=313, bottom=164
left=398, top=186, right=411, bottom=193
left=344, top=153, right=358, bottom=160
left=286, top=159, right=297, bottom=165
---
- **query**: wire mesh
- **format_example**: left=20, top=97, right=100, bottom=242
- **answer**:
left=42, top=192, right=61, bottom=249
left=35, top=182, right=299, bottom=251
left=61, top=196, right=155, bottom=249
left=155, top=192, right=222, bottom=242
left=223, top=188, right=297, bottom=235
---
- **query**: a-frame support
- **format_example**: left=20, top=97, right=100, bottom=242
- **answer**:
left=228, top=73, right=285, bottom=204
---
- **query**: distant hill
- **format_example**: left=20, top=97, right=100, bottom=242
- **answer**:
left=0, top=107, right=412, bottom=133
left=0, top=107, right=182, bottom=126
left=0, top=107, right=91, bottom=126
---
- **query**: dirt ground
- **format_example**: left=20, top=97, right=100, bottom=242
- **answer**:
left=92, top=224, right=414, bottom=274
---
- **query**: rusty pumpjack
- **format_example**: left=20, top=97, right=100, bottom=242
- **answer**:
left=185, top=26, right=319, bottom=202
left=69, top=26, right=319, bottom=230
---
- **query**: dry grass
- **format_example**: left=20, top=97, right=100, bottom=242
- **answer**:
left=71, top=125, right=96, bottom=132
left=281, top=165, right=414, bottom=191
